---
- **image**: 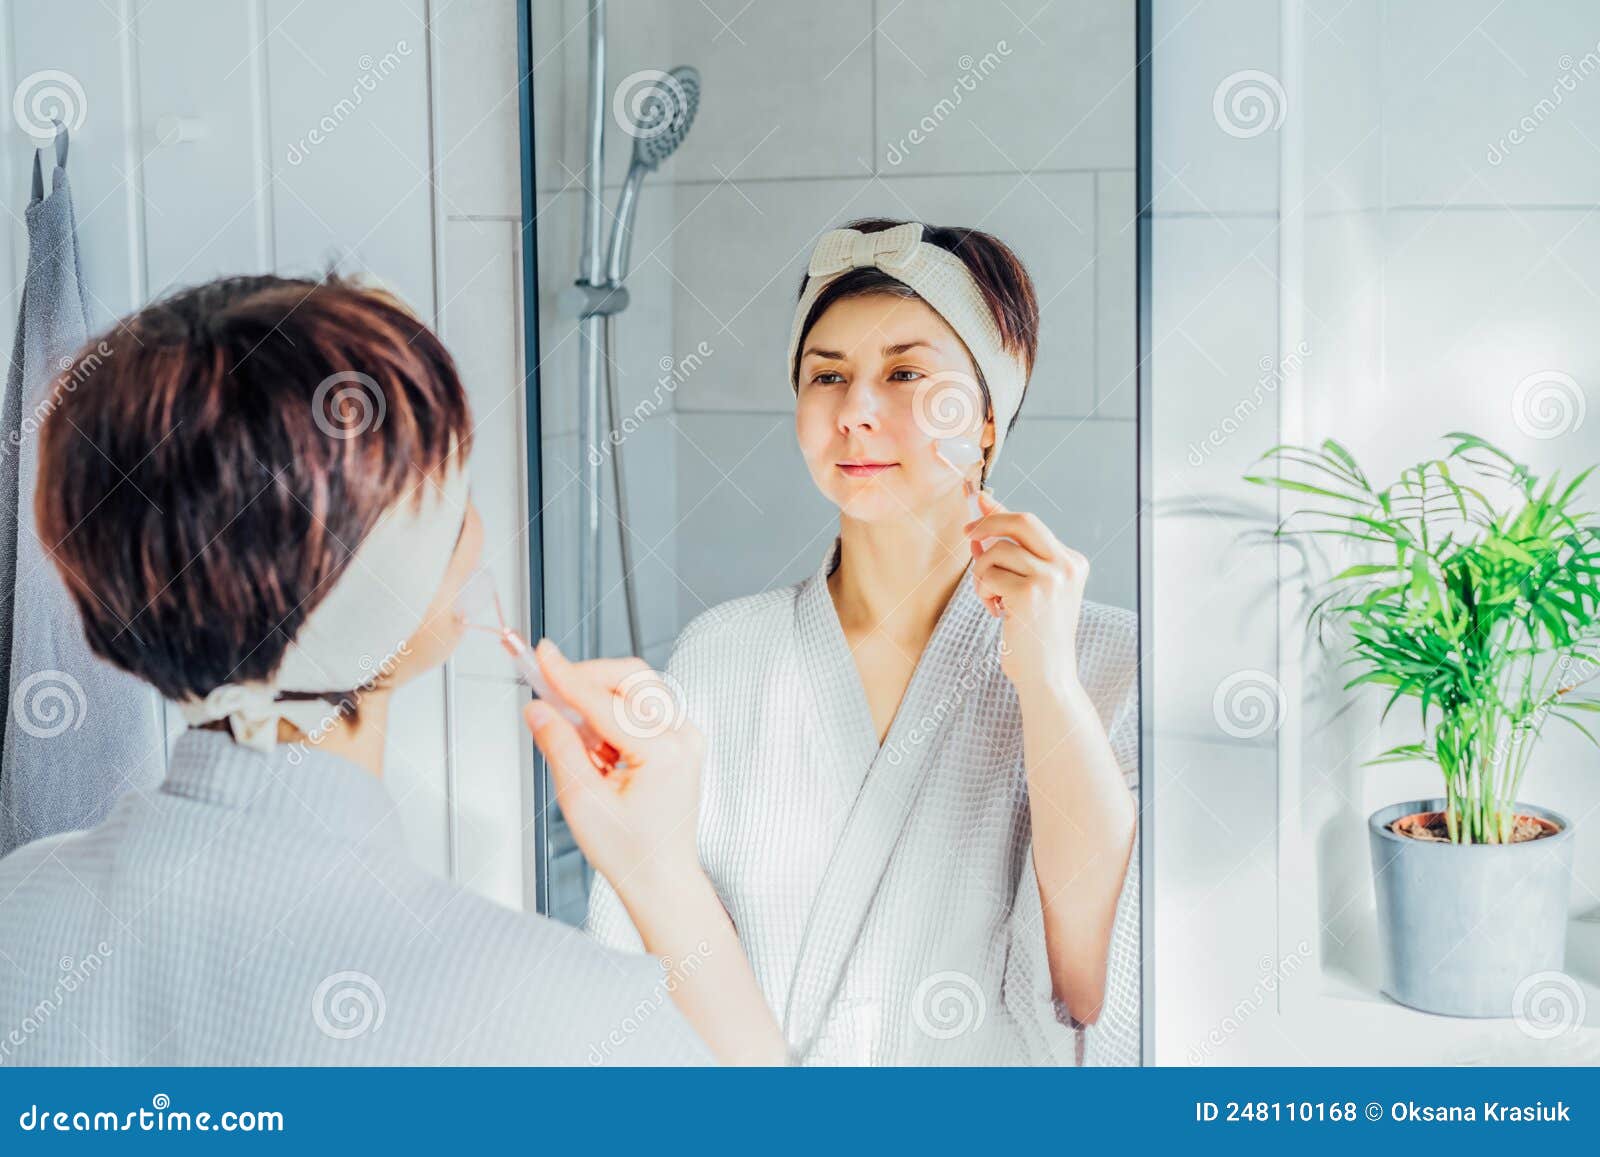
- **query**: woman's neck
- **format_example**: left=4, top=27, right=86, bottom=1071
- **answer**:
left=199, top=689, right=392, bottom=778
left=828, top=491, right=973, bottom=646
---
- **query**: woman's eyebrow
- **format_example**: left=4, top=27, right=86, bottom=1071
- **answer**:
left=801, top=339, right=938, bottom=361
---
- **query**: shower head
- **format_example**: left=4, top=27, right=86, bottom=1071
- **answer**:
left=626, top=66, right=701, bottom=171
left=605, top=66, right=703, bottom=287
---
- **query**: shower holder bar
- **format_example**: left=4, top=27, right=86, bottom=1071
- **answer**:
left=557, top=281, right=630, bottom=320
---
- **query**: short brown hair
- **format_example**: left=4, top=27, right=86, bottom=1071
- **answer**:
left=35, top=272, right=473, bottom=705
left=792, top=217, right=1041, bottom=444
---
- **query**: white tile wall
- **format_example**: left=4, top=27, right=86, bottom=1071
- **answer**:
left=437, top=0, right=524, bottom=218
left=1149, top=213, right=1283, bottom=741
left=1149, top=0, right=1281, bottom=216
left=1096, top=170, right=1138, bottom=418
left=1383, top=0, right=1600, bottom=209
left=873, top=0, right=1134, bottom=176
left=265, top=0, right=437, bottom=312
left=547, top=0, right=875, bottom=189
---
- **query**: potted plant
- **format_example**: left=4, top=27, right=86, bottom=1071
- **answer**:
left=1244, top=432, right=1598, bottom=1017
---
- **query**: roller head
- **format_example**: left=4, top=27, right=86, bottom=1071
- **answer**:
left=452, top=565, right=506, bottom=630
left=934, top=435, right=983, bottom=474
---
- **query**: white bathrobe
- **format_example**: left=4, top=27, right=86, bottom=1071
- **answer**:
left=587, top=535, right=1141, bottom=1065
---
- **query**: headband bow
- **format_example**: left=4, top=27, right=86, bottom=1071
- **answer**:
left=806, top=221, right=925, bottom=279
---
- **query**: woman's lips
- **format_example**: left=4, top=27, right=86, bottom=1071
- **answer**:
left=836, top=462, right=898, bottom=478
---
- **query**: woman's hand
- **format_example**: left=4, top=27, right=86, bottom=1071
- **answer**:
left=964, top=490, right=1088, bottom=696
left=521, top=640, right=704, bottom=895
left=521, top=639, right=790, bottom=1066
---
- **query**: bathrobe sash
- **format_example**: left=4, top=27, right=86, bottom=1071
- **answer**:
left=781, top=536, right=998, bottom=1056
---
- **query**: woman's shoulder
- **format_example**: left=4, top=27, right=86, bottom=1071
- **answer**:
left=669, top=581, right=803, bottom=663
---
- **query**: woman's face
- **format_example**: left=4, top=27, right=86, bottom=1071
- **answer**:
left=389, top=496, right=484, bottom=687
left=795, top=293, right=994, bottom=524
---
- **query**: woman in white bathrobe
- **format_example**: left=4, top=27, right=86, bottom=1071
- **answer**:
left=588, top=219, right=1141, bottom=1066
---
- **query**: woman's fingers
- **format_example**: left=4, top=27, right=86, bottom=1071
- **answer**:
left=532, top=641, right=642, bottom=747
left=973, top=567, right=1027, bottom=617
left=523, top=700, right=595, bottom=793
left=973, top=538, right=1039, bottom=579
left=964, top=495, right=1057, bottom=561
left=522, top=702, right=641, bottom=877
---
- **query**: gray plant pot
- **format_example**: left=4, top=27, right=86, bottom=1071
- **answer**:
left=1368, top=797, right=1575, bottom=1018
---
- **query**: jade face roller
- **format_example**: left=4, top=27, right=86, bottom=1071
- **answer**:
left=934, top=435, right=986, bottom=526
left=453, top=567, right=626, bottom=774
left=934, top=435, right=1005, bottom=616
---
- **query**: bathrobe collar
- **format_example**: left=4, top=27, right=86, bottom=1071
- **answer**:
left=162, top=726, right=409, bottom=855
left=786, top=533, right=1002, bottom=1055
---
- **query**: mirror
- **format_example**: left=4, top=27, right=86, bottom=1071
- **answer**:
left=526, top=1, right=1142, bottom=1065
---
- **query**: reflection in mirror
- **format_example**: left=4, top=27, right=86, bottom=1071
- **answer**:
left=529, top=2, right=1140, bottom=1065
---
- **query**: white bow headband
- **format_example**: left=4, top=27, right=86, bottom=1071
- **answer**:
left=785, top=221, right=1028, bottom=473
left=175, top=464, right=471, bottom=753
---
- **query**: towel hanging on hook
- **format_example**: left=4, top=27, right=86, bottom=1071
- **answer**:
left=0, top=110, right=166, bottom=856
left=28, top=117, right=71, bottom=203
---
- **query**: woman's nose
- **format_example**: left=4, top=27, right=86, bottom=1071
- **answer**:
left=836, top=379, right=882, bottom=433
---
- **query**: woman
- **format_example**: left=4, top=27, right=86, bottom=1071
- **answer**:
left=587, top=219, right=1142, bottom=1065
left=0, top=273, right=783, bottom=1065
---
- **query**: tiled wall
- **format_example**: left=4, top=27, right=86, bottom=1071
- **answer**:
left=531, top=0, right=1140, bottom=681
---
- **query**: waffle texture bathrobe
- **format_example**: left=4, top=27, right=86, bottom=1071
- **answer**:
left=589, top=535, right=1142, bottom=1065
left=0, top=728, right=710, bottom=1066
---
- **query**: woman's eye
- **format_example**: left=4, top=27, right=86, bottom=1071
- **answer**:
left=889, top=368, right=924, bottom=382
left=812, top=371, right=845, bottom=385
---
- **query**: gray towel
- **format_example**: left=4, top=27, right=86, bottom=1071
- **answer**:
left=0, top=124, right=164, bottom=856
